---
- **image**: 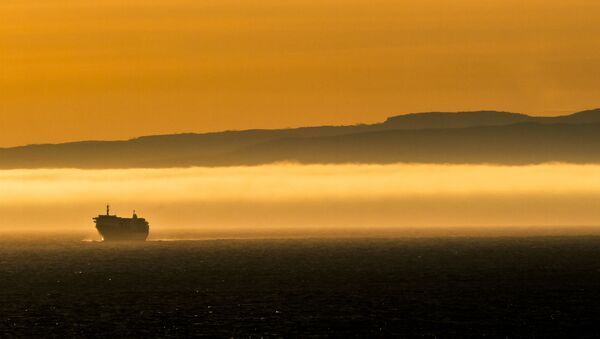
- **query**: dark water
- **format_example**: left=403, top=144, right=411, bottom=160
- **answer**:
left=2, top=237, right=600, bottom=338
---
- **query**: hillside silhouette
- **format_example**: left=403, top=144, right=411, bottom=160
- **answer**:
left=2, top=109, right=600, bottom=168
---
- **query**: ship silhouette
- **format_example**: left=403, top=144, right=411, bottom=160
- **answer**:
left=94, top=205, right=149, bottom=241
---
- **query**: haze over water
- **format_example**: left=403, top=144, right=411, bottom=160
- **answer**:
left=2, top=163, right=600, bottom=239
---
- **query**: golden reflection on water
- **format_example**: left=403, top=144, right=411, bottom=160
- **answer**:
left=1, top=164, right=600, bottom=237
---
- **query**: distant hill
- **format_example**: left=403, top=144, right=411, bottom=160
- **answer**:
left=1, top=109, right=600, bottom=168
left=382, top=110, right=532, bottom=129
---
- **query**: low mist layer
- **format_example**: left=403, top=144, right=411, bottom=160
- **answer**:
left=1, top=164, right=600, bottom=239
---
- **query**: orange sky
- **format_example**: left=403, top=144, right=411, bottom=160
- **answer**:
left=1, top=0, right=600, bottom=147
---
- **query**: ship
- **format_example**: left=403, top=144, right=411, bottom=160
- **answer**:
left=94, top=205, right=149, bottom=241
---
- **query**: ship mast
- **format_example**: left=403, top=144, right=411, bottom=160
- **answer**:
left=106, top=204, right=110, bottom=216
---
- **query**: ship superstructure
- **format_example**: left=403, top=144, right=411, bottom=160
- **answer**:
left=94, top=205, right=149, bottom=241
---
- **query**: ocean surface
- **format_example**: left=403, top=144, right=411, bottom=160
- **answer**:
left=2, top=235, right=600, bottom=337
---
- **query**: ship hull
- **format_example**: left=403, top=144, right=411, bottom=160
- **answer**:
left=97, top=226, right=149, bottom=241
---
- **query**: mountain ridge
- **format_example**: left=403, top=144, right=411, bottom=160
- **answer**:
left=1, top=109, right=600, bottom=168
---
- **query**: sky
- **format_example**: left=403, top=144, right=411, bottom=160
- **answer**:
left=1, top=0, right=600, bottom=147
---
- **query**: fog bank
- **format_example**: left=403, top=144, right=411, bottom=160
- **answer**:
left=1, top=164, right=600, bottom=238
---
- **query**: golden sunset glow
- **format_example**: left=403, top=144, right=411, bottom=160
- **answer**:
left=1, top=0, right=600, bottom=146
left=5, top=2, right=600, bottom=336
left=2, top=164, right=600, bottom=238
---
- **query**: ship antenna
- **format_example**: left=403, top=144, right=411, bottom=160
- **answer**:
left=106, top=204, right=110, bottom=216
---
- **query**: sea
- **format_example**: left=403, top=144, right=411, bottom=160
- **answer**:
left=2, top=235, right=600, bottom=337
